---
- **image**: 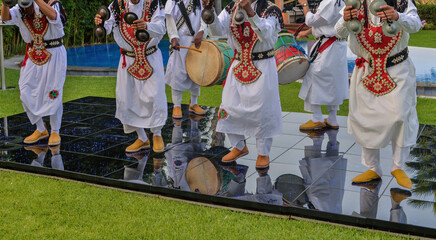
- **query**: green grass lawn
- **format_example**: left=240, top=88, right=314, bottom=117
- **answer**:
left=409, top=30, right=436, bottom=48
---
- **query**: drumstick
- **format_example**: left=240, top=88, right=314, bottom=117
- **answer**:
left=179, top=46, right=202, bottom=53
left=283, top=0, right=298, bottom=5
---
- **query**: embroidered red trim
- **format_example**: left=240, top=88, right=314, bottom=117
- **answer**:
left=23, top=13, right=51, bottom=65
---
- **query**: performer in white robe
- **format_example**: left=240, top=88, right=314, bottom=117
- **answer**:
left=335, top=0, right=421, bottom=188
left=165, top=0, right=208, bottom=118
left=1, top=0, right=67, bottom=146
left=296, top=0, right=349, bottom=130
left=95, top=0, right=168, bottom=153
left=204, top=0, right=283, bottom=169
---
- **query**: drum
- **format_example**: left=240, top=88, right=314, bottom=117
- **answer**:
left=186, top=40, right=234, bottom=87
left=186, top=157, right=233, bottom=195
left=274, top=32, right=310, bottom=85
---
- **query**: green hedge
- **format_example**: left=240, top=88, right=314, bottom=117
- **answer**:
left=417, top=4, right=436, bottom=29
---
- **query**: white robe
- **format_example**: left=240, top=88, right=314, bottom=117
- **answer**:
left=104, top=0, right=168, bottom=131
left=335, top=0, right=421, bottom=148
left=208, top=2, right=283, bottom=139
left=2, top=3, right=67, bottom=125
left=299, top=0, right=349, bottom=107
left=164, top=0, right=207, bottom=92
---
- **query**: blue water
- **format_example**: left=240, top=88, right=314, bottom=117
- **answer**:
left=67, top=41, right=436, bottom=83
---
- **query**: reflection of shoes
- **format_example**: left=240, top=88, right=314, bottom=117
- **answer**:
left=126, top=139, right=150, bottom=153
left=189, top=104, right=206, bottom=115
left=173, top=118, right=182, bottom=127
left=391, top=169, right=412, bottom=189
left=352, top=179, right=382, bottom=190
left=48, top=133, right=61, bottom=146
left=49, top=145, right=61, bottom=154
left=126, top=150, right=148, bottom=160
left=189, top=113, right=205, bottom=122
left=172, top=106, right=182, bottom=119
left=390, top=188, right=412, bottom=203
left=352, top=170, right=381, bottom=183
left=306, top=131, right=325, bottom=139
left=152, top=135, right=165, bottom=153
left=24, top=145, right=48, bottom=155
left=299, top=120, right=326, bottom=131
left=324, top=119, right=339, bottom=129
left=24, top=129, right=49, bottom=144
left=256, top=155, right=270, bottom=169
left=153, top=158, right=164, bottom=170
left=256, top=166, right=269, bottom=175
left=222, top=146, right=248, bottom=163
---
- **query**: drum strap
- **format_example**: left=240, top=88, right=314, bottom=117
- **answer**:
left=309, top=36, right=337, bottom=63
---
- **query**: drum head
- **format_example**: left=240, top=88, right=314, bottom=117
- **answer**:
left=278, top=57, right=310, bottom=85
left=186, top=40, right=223, bottom=87
left=186, top=157, right=221, bottom=195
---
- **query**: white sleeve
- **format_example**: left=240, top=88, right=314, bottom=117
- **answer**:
left=199, top=18, right=208, bottom=38
left=396, top=0, right=421, bottom=33
left=146, top=7, right=167, bottom=38
left=208, top=9, right=230, bottom=36
left=104, top=4, right=116, bottom=35
left=47, top=2, right=63, bottom=29
left=166, top=14, right=180, bottom=40
left=248, top=14, right=281, bottom=42
left=305, top=11, right=329, bottom=28
left=334, top=7, right=349, bottom=39
left=1, top=5, right=21, bottom=26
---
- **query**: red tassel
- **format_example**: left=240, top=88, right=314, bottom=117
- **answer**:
left=22, top=43, right=31, bottom=67
left=120, top=48, right=126, bottom=69
left=355, top=57, right=369, bottom=72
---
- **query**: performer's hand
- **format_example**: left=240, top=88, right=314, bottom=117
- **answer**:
left=298, top=0, right=308, bottom=5
left=239, top=0, right=256, bottom=17
left=171, top=38, right=180, bottom=51
left=297, top=29, right=311, bottom=40
left=95, top=14, right=103, bottom=25
left=193, top=31, right=204, bottom=49
left=377, top=5, right=399, bottom=21
left=133, top=19, right=148, bottom=30
left=202, top=0, right=211, bottom=7
left=343, top=6, right=358, bottom=21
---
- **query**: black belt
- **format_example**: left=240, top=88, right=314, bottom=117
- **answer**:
left=30, top=38, right=63, bottom=49
left=121, top=46, right=158, bottom=57
left=234, top=49, right=274, bottom=61
left=369, top=48, right=409, bottom=68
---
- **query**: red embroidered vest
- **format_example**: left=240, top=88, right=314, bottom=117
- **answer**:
left=355, top=1, right=402, bottom=96
left=229, top=2, right=276, bottom=84
left=22, top=0, right=57, bottom=65
left=119, top=0, right=154, bottom=80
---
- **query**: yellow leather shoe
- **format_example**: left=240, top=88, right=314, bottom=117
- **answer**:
left=24, top=129, right=49, bottom=144
left=299, top=120, right=326, bottom=131
left=352, top=170, right=381, bottom=183
left=49, top=145, right=61, bottom=154
left=324, top=119, right=339, bottom=129
left=24, top=145, right=48, bottom=155
left=189, top=104, right=206, bottom=115
left=152, top=135, right=165, bottom=153
left=222, top=146, right=248, bottom=163
left=391, top=169, right=412, bottom=189
left=172, top=106, right=183, bottom=119
left=48, top=133, right=61, bottom=146
left=126, top=139, right=151, bottom=153
left=256, top=155, right=270, bottom=169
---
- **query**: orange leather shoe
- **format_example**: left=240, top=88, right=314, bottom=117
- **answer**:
left=24, top=129, right=49, bottom=144
left=299, top=120, right=326, bottom=131
left=126, top=139, right=151, bottom=153
left=222, top=146, right=249, bottom=163
left=152, top=135, right=165, bottom=153
left=391, top=169, right=412, bottom=189
left=24, top=145, right=48, bottom=155
left=324, top=119, right=339, bottom=129
left=48, top=133, right=61, bottom=146
left=256, top=155, right=270, bottom=169
left=352, top=170, right=381, bottom=183
left=173, top=106, right=183, bottom=119
left=189, top=104, right=206, bottom=115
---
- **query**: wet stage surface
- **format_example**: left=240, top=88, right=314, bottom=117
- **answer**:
left=1, top=97, right=435, bottom=237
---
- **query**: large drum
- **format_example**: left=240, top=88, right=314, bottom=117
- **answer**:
left=186, top=40, right=234, bottom=87
left=274, top=32, right=310, bottom=85
left=186, top=157, right=233, bottom=195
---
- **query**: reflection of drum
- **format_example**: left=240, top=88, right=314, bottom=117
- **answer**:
left=186, top=40, right=234, bottom=87
left=186, top=157, right=233, bottom=195
left=274, top=32, right=310, bottom=85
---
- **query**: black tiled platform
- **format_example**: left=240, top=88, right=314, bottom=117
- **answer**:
left=1, top=97, right=435, bottom=237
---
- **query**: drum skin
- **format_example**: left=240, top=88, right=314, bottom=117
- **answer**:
left=186, top=157, right=222, bottom=194
left=186, top=40, right=234, bottom=87
left=274, top=32, right=310, bottom=85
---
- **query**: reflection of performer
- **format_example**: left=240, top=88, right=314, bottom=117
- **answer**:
left=299, top=130, right=346, bottom=213
left=203, top=0, right=283, bottom=169
left=335, top=0, right=421, bottom=189
left=95, top=0, right=168, bottom=153
left=1, top=0, right=67, bottom=146
left=124, top=150, right=150, bottom=184
left=152, top=158, right=167, bottom=187
left=25, top=145, right=64, bottom=170
left=296, top=0, right=348, bottom=131
left=165, top=0, right=207, bottom=118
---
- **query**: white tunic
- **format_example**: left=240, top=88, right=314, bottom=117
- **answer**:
left=299, top=0, right=349, bottom=107
left=104, top=0, right=168, bottom=131
left=164, top=0, right=207, bottom=92
left=208, top=2, right=283, bottom=138
left=335, top=0, right=421, bottom=148
left=2, top=3, right=66, bottom=124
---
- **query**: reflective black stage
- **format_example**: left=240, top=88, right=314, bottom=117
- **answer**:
left=1, top=97, right=435, bottom=237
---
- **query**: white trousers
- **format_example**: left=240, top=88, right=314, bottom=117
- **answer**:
left=361, top=142, right=410, bottom=176
left=228, top=133, right=272, bottom=156
left=304, top=103, right=339, bottom=113
left=171, top=88, right=200, bottom=106
left=124, top=124, right=163, bottom=135
left=34, top=106, right=63, bottom=133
